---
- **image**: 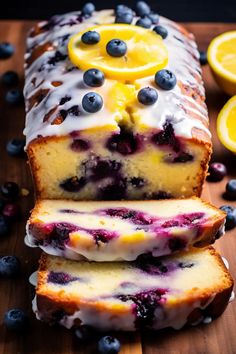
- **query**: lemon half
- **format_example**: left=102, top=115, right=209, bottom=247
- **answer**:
left=217, top=95, right=236, bottom=152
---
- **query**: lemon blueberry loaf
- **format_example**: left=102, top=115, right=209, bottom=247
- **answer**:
left=33, top=247, right=233, bottom=331
left=24, top=6, right=211, bottom=200
left=26, top=197, right=225, bottom=261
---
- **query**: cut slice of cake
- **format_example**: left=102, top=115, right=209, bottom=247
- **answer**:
left=24, top=10, right=212, bottom=201
left=26, top=197, right=225, bottom=261
left=33, top=247, right=233, bottom=331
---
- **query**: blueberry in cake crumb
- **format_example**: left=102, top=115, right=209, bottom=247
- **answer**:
left=153, top=25, right=168, bottom=39
left=135, top=1, right=151, bottom=16
left=47, top=271, right=79, bottom=285
left=82, top=92, right=103, bottom=113
left=173, top=152, right=193, bottom=163
left=99, top=179, right=126, bottom=200
left=148, top=13, right=160, bottom=24
left=225, top=180, right=236, bottom=200
left=138, top=87, right=158, bottom=105
left=5, top=89, right=23, bottom=105
left=0, top=215, right=10, bottom=236
left=0, top=256, right=21, bottom=277
left=168, top=238, right=186, bottom=252
left=207, top=162, right=227, bottom=182
left=6, top=138, right=25, bottom=156
left=2, top=203, right=21, bottom=220
left=179, top=261, right=194, bottom=269
left=4, top=309, right=28, bottom=331
left=83, top=157, right=121, bottom=181
left=81, top=30, right=100, bottom=45
left=0, top=42, right=15, bottom=59
left=136, top=16, right=152, bottom=29
left=106, top=39, right=127, bottom=57
left=70, top=139, right=90, bottom=152
left=98, top=335, right=121, bottom=354
left=130, top=177, right=145, bottom=188
left=81, top=2, right=95, bottom=16
left=1, top=181, right=19, bottom=200
left=106, top=130, right=140, bottom=155
left=1, top=71, right=19, bottom=85
left=220, top=205, right=236, bottom=230
left=199, top=50, right=208, bottom=65
left=155, top=69, right=177, bottom=90
left=83, top=68, right=105, bottom=87
left=60, top=176, right=86, bottom=192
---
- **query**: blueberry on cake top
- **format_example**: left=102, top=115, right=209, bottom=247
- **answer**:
left=24, top=8, right=211, bottom=200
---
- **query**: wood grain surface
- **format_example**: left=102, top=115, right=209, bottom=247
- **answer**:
left=0, top=21, right=236, bottom=354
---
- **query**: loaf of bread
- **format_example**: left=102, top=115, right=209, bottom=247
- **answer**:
left=33, top=247, right=233, bottom=331
left=26, top=197, right=225, bottom=261
left=24, top=9, right=211, bottom=200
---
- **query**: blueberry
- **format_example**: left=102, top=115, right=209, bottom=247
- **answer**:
left=1, top=181, right=19, bottom=200
left=1, top=71, right=19, bottom=85
left=83, top=68, right=105, bottom=87
left=2, top=203, right=20, bottom=220
left=130, top=177, right=145, bottom=188
left=135, top=1, right=151, bottom=16
left=106, top=39, right=127, bottom=57
left=220, top=205, right=236, bottom=230
left=138, top=87, right=158, bottom=105
left=98, top=336, right=121, bottom=354
left=115, top=13, right=133, bottom=24
left=74, top=325, right=95, bottom=343
left=6, top=138, right=25, bottom=156
left=148, top=13, right=160, bottom=24
left=155, top=69, right=177, bottom=90
left=199, top=50, right=208, bottom=65
left=0, top=215, right=10, bottom=236
left=59, top=96, right=71, bottom=105
left=60, top=176, right=86, bottom=192
left=106, top=131, right=140, bottom=155
left=225, top=179, right=236, bottom=200
left=71, top=139, right=90, bottom=152
left=5, top=89, right=23, bottom=105
left=82, top=92, right=103, bottom=113
left=100, top=180, right=126, bottom=200
left=115, top=5, right=133, bottom=16
left=4, top=309, right=28, bottom=331
left=0, top=256, right=21, bottom=277
left=82, top=2, right=95, bottom=15
left=81, top=31, right=100, bottom=45
left=0, top=42, right=15, bottom=59
left=207, top=162, right=227, bottom=182
left=136, top=16, right=152, bottom=29
left=153, top=25, right=168, bottom=39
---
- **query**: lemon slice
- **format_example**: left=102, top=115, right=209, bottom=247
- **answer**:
left=217, top=95, right=236, bottom=152
left=68, top=24, right=168, bottom=80
left=207, top=31, right=236, bottom=95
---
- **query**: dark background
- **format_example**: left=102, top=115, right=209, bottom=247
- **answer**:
left=1, top=0, right=236, bottom=21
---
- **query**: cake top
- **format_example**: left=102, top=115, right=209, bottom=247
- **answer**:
left=24, top=4, right=210, bottom=147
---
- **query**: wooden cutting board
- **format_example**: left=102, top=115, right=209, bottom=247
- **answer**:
left=0, top=21, right=235, bottom=354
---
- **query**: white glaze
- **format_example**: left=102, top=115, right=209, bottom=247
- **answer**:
left=24, top=10, right=210, bottom=147
left=29, top=271, right=38, bottom=286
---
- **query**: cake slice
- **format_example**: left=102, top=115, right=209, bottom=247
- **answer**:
left=26, top=197, right=225, bottom=261
left=33, top=247, right=233, bottom=331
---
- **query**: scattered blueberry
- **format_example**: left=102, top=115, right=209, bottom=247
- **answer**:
left=115, top=5, right=133, bottom=16
left=148, top=13, right=160, bottom=24
left=220, top=205, right=236, bottom=230
left=153, top=25, right=168, bottom=39
left=83, top=68, right=105, bottom=87
left=115, top=13, right=133, bottom=24
left=6, top=138, right=25, bottom=156
left=4, top=309, right=28, bottom=331
left=0, top=256, right=21, bottom=277
left=2, top=203, right=20, bottom=220
left=207, top=162, right=227, bottom=182
left=1, top=181, right=19, bottom=200
left=81, top=2, right=95, bottom=16
left=225, top=179, right=236, bottom=200
left=1, top=71, right=19, bottom=85
left=98, top=335, right=121, bottom=354
left=135, top=1, right=151, bottom=16
left=155, top=69, right=177, bottom=90
left=138, top=87, right=158, bottom=105
left=106, top=39, right=127, bottom=57
left=5, top=89, right=23, bottom=105
left=136, top=16, right=152, bottom=29
left=0, top=42, right=15, bottom=59
left=0, top=215, right=10, bottom=236
left=74, top=325, right=95, bottom=343
left=81, top=31, right=100, bottom=45
left=82, top=92, right=103, bottom=113
left=199, top=50, right=208, bottom=65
